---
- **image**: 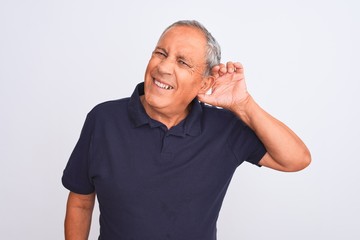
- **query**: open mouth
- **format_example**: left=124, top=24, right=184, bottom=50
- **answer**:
left=154, top=79, right=174, bottom=90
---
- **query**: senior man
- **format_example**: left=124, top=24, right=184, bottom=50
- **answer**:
left=62, top=20, right=311, bottom=240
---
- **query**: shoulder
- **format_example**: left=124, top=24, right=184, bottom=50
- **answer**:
left=199, top=103, right=250, bottom=137
left=201, top=103, right=244, bottom=125
left=84, top=98, right=131, bottom=125
left=89, top=98, right=130, bottom=115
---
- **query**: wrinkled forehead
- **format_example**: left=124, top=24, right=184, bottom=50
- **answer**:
left=159, top=25, right=206, bottom=45
left=158, top=26, right=207, bottom=55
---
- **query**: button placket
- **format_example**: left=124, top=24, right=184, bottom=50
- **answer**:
left=157, top=127, right=174, bottom=162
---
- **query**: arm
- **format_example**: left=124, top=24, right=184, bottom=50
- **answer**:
left=233, top=94, right=311, bottom=171
left=197, top=62, right=311, bottom=172
left=65, top=191, right=96, bottom=240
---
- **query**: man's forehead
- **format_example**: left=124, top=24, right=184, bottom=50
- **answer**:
left=157, top=27, right=206, bottom=51
left=159, top=26, right=206, bottom=44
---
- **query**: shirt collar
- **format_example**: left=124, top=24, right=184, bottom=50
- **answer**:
left=128, top=82, right=202, bottom=137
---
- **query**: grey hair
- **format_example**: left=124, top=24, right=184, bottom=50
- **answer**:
left=161, top=20, right=221, bottom=76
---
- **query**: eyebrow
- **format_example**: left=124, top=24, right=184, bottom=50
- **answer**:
left=155, top=47, right=167, bottom=53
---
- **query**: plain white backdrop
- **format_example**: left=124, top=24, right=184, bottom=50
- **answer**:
left=1, top=0, right=359, bottom=239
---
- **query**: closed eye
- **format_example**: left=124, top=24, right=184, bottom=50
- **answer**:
left=178, top=59, right=191, bottom=68
left=153, top=47, right=167, bottom=58
left=154, top=51, right=167, bottom=57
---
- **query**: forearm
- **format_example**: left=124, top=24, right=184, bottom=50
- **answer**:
left=65, top=192, right=95, bottom=240
left=232, top=95, right=311, bottom=171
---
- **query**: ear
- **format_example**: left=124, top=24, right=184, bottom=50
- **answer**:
left=198, top=76, right=214, bottom=94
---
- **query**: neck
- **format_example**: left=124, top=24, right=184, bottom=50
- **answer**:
left=140, top=96, right=190, bottom=129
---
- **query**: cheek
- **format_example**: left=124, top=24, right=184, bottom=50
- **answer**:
left=179, top=75, right=203, bottom=91
left=176, top=81, right=203, bottom=102
left=145, top=57, right=158, bottom=76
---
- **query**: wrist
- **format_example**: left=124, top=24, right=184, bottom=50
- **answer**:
left=230, top=94, right=257, bottom=127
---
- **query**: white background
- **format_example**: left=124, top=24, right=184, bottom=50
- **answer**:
left=1, top=0, right=359, bottom=239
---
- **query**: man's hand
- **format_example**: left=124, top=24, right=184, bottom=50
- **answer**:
left=197, top=62, right=250, bottom=112
left=198, top=61, right=311, bottom=172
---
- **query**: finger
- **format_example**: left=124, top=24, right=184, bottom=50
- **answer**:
left=210, top=65, right=221, bottom=78
left=226, top=61, right=235, bottom=73
left=218, top=63, right=227, bottom=76
left=233, top=62, right=244, bottom=73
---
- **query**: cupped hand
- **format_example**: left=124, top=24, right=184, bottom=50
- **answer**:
left=198, top=62, right=250, bottom=111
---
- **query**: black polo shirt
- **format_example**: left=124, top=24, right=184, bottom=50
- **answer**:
left=62, top=82, right=266, bottom=240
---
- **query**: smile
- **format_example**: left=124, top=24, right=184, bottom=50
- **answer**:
left=154, top=79, right=174, bottom=90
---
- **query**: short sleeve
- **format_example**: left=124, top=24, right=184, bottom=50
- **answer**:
left=228, top=119, right=267, bottom=167
left=62, top=112, right=95, bottom=194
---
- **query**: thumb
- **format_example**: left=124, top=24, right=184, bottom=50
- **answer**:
left=197, top=93, right=214, bottom=105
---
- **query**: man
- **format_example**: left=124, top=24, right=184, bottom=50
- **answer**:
left=62, top=20, right=311, bottom=240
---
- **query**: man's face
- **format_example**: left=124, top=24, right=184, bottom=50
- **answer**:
left=143, top=26, right=211, bottom=113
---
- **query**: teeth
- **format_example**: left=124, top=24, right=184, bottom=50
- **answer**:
left=154, top=79, right=173, bottom=90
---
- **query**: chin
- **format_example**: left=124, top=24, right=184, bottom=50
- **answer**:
left=144, top=92, right=171, bottom=109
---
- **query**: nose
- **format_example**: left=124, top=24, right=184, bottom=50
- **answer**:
left=157, top=57, right=174, bottom=75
